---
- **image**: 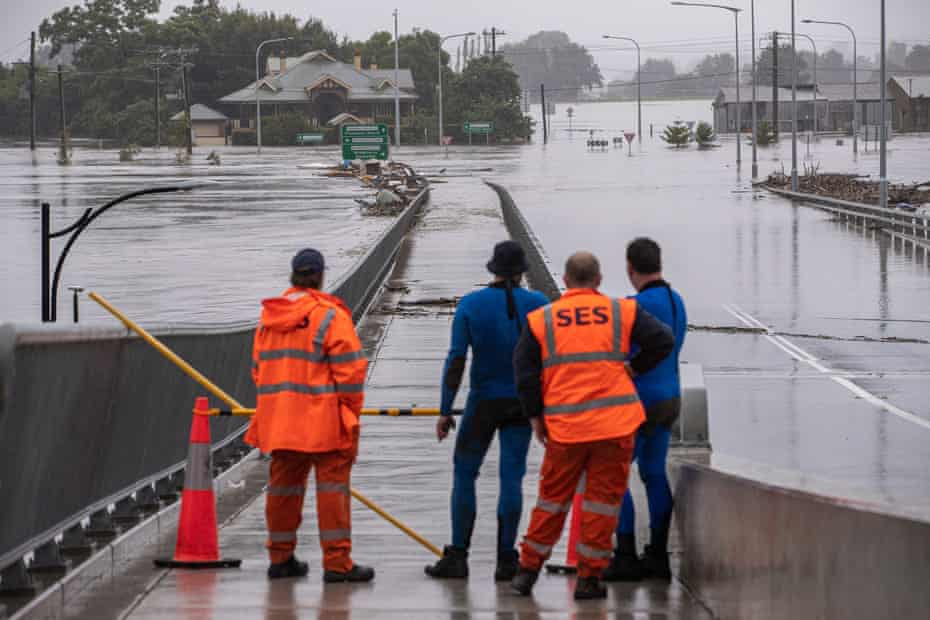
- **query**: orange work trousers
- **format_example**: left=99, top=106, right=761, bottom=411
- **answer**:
left=266, top=448, right=354, bottom=572
left=520, top=434, right=635, bottom=578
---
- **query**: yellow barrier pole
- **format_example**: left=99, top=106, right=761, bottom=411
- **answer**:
left=88, top=291, right=442, bottom=558
left=202, top=407, right=446, bottom=417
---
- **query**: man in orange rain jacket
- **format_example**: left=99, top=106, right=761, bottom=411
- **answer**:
left=510, top=251, right=674, bottom=600
left=246, top=248, right=374, bottom=583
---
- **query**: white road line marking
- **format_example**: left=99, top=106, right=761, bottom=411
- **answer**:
left=722, top=304, right=930, bottom=431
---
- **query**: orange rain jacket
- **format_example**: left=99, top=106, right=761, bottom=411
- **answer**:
left=246, top=288, right=367, bottom=454
left=524, top=289, right=662, bottom=443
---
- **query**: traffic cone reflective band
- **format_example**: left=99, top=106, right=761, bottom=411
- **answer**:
left=545, top=475, right=584, bottom=575
left=154, top=397, right=241, bottom=569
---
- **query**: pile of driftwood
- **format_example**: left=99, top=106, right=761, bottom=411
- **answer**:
left=767, top=165, right=930, bottom=207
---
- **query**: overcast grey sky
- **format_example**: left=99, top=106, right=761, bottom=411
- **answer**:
left=3, top=0, right=929, bottom=81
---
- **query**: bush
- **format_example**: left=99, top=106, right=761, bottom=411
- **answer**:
left=661, top=121, right=692, bottom=148
left=756, top=120, right=776, bottom=146
left=695, top=121, right=716, bottom=146
left=260, top=112, right=311, bottom=146
left=231, top=128, right=257, bottom=146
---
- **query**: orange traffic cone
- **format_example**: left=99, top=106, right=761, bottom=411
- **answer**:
left=545, top=475, right=585, bottom=575
left=154, top=397, right=241, bottom=569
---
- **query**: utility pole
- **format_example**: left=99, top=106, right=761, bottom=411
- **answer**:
left=56, top=65, right=68, bottom=164
left=154, top=66, right=161, bottom=149
left=540, top=84, right=548, bottom=144
left=772, top=31, right=779, bottom=139
left=489, top=27, right=506, bottom=57
left=181, top=62, right=193, bottom=156
left=790, top=0, right=798, bottom=192
left=879, top=0, right=888, bottom=209
left=29, top=31, right=36, bottom=151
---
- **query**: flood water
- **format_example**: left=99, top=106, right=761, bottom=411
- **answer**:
left=2, top=98, right=929, bottom=514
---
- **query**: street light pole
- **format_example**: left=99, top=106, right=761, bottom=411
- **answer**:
left=790, top=0, right=798, bottom=191
left=438, top=32, right=475, bottom=147
left=255, top=36, right=293, bottom=155
left=879, top=0, right=888, bottom=209
left=394, top=9, right=401, bottom=149
left=602, top=35, right=642, bottom=143
left=751, top=0, right=758, bottom=179
left=671, top=2, right=742, bottom=168
left=776, top=31, right=820, bottom=138
left=802, top=19, right=857, bottom=154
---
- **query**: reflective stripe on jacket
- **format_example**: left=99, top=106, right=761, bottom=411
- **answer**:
left=246, top=288, right=367, bottom=454
left=526, top=289, right=645, bottom=443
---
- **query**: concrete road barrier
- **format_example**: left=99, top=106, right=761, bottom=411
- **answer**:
left=673, top=460, right=930, bottom=619
left=0, top=190, right=429, bottom=568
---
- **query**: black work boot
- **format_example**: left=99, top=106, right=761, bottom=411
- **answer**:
left=323, top=563, right=375, bottom=583
left=602, top=534, right=644, bottom=582
left=268, top=555, right=309, bottom=580
left=641, top=519, right=672, bottom=581
left=509, top=567, right=539, bottom=596
left=641, top=544, right=672, bottom=581
left=494, top=550, right=519, bottom=582
left=574, top=576, right=608, bottom=600
left=424, top=545, right=469, bottom=579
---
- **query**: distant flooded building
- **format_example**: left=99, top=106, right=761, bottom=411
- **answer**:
left=219, top=50, right=417, bottom=132
left=170, top=104, right=229, bottom=146
left=712, top=84, right=895, bottom=134
left=888, top=75, right=930, bottom=132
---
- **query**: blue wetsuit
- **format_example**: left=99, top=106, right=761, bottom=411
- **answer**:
left=617, top=280, right=687, bottom=542
left=440, top=283, right=549, bottom=554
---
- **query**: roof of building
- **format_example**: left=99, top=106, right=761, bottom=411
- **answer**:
left=715, top=83, right=892, bottom=106
left=817, top=83, right=891, bottom=102
left=170, top=103, right=228, bottom=122
left=890, top=75, right=930, bottom=98
left=221, top=50, right=417, bottom=104
left=326, top=112, right=363, bottom=126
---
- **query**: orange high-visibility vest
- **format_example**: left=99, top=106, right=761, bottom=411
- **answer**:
left=527, top=288, right=645, bottom=443
left=246, top=288, right=367, bottom=454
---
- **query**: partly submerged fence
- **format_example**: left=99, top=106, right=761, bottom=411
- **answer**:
left=0, top=189, right=429, bottom=573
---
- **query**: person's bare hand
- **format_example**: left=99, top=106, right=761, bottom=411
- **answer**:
left=436, top=415, right=456, bottom=441
left=530, top=417, right=548, bottom=445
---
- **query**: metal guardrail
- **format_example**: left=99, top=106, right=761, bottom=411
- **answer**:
left=767, top=187, right=930, bottom=244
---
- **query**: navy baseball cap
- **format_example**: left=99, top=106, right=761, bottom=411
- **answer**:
left=291, top=248, right=325, bottom=274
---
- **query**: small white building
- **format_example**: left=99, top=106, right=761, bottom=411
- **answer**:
left=170, top=104, right=229, bottom=146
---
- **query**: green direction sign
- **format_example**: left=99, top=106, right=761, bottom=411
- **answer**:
left=464, top=121, right=493, bottom=134
left=341, top=124, right=389, bottom=160
left=296, top=132, right=325, bottom=145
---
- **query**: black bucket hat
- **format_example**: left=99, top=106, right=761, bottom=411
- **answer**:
left=486, top=240, right=529, bottom=277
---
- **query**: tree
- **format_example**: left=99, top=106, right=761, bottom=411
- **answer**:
left=661, top=121, right=691, bottom=147
left=756, top=44, right=808, bottom=87
left=500, top=31, right=602, bottom=102
left=756, top=120, right=776, bottom=146
left=906, top=44, right=930, bottom=73
left=445, top=56, right=532, bottom=141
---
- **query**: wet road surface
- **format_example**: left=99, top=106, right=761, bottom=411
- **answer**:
left=109, top=177, right=709, bottom=618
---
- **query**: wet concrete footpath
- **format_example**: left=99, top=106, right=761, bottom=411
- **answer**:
left=49, top=178, right=711, bottom=618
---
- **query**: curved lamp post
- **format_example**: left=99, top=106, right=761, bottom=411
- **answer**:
left=255, top=37, right=294, bottom=155
left=802, top=19, right=857, bottom=154
left=41, top=182, right=209, bottom=322
left=602, top=35, right=642, bottom=143
left=437, top=32, right=476, bottom=147
left=671, top=1, right=742, bottom=169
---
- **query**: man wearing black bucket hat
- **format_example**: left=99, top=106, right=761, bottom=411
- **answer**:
left=425, top=241, right=549, bottom=582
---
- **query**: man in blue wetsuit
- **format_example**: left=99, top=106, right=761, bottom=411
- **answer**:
left=603, top=237, right=687, bottom=583
left=425, top=241, right=549, bottom=582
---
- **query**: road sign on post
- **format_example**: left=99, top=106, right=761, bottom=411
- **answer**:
left=341, top=124, right=389, bottom=160
left=464, top=121, right=493, bottom=145
left=464, top=121, right=493, bottom=134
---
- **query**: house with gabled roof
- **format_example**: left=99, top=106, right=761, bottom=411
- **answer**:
left=218, top=50, right=417, bottom=131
